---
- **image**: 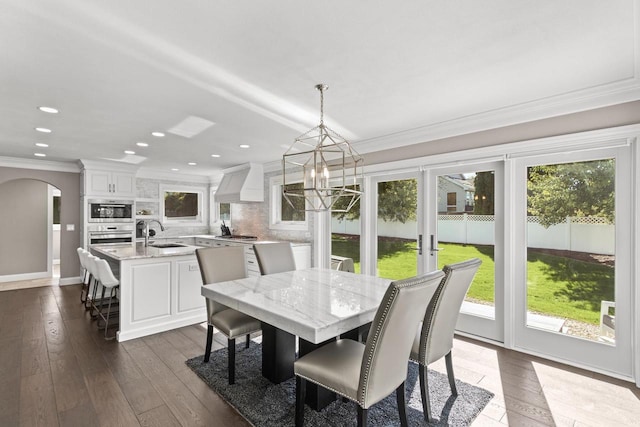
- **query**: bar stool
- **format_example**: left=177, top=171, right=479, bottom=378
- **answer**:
left=85, top=254, right=101, bottom=314
left=93, top=258, right=120, bottom=340
left=77, top=248, right=90, bottom=304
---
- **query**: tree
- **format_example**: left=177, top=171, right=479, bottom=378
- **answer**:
left=332, top=179, right=417, bottom=223
left=473, top=171, right=494, bottom=215
left=527, top=159, right=615, bottom=228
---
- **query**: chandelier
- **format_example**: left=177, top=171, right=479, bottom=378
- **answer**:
left=282, top=84, right=363, bottom=212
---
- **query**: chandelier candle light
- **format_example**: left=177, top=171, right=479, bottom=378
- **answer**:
left=282, top=84, right=363, bottom=212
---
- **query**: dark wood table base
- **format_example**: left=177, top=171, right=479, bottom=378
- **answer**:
left=260, top=322, right=370, bottom=411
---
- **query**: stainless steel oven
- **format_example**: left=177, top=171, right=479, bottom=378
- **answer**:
left=88, top=199, right=133, bottom=223
left=88, top=224, right=134, bottom=245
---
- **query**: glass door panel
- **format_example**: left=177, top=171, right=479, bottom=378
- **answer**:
left=526, top=159, right=615, bottom=343
left=514, top=146, right=631, bottom=377
left=427, top=162, right=504, bottom=342
left=376, top=177, right=419, bottom=280
left=331, top=185, right=361, bottom=273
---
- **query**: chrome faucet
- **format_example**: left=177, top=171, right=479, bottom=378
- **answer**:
left=143, top=219, right=165, bottom=247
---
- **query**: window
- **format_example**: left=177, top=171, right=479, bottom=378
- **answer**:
left=447, top=192, right=457, bottom=212
left=53, top=195, right=61, bottom=225
left=219, top=203, right=231, bottom=221
left=161, top=186, right=205, bottom=225
left=269, top=176, right=308, bottom=230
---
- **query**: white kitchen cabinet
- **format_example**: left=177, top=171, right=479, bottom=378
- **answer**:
left=244, top=245, right=260, bottom=277
left=84, top=170, right=135, bottom=198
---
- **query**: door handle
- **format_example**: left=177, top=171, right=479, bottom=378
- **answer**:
left=429, top=234, right=442, bottom=256
left=412, top=235, right=423, bottom=255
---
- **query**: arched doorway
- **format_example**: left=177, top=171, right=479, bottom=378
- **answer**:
left=0, top=178, right=62, bottom=289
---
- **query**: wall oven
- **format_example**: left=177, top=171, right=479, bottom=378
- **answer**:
left=87, top=224, right=134, bottom=245
left=88, top=199, right=134, bottom=223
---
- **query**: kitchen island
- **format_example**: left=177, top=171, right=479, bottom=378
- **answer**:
left=91, top=237, right=312, bottom=342
left=91, top=242, right=206, bottom=342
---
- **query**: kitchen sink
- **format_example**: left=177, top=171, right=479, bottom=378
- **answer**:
left=150, top=243, right=187, bottom=248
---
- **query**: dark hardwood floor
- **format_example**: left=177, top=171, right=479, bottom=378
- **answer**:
left=1, top=283, right=638, bottom=426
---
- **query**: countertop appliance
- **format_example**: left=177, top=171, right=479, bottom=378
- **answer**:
left=88, top=199, right=134, bottom=223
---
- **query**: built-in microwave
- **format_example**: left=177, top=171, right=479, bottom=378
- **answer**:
left=88, top=199, right=134, bottom=223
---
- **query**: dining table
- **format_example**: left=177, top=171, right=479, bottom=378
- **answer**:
left=201, top=267, right=392, bottom=410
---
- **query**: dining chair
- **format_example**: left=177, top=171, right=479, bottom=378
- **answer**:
left=253, top=242, right=296, bottom=275
left=294, top=270, right=445, bottom=427
left=195, top=246, right=261, bottom=385
left=410, top=258, right=482, bottom=423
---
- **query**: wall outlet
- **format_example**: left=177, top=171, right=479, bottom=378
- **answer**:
left=189, top=264, right=199, bottom=271
left=66, top=224, right=75, bottom=231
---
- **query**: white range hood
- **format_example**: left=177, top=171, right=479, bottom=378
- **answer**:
left=214, top=163, right=264, bottom=203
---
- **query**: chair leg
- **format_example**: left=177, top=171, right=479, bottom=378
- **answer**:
left=104, top=287, right=117, bottom=340
left=228, top=338, right=236, bottom=385
left=203, top=325, right=214, bottom=363
left=295, top=376, right=306, bottom=427
left=419, top=364, right=433, bottom=423
left=245, top=333, right=250, bottom=348
left=357, top=406, right=368, bottom=427
left=396, top=381, right=408, bottom=427
left=445, top=351, right=458, bottom=396
left=80, top=270, right=88, bottom=303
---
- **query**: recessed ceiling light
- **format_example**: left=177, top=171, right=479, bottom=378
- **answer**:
left=35, top=143, right=49, bottom=148
left=211, top=154, right=220, bottom=158
left=124, top=150, right=136, bottom=155
left=35, top=127, right=52, bottom=133
left=188, top=162, right=197, bottom=166
left=151, top=132, right=165, bottom=137
left=34, top=153, right=46, bottom=157
left=136, top=142, right=149, bottom=147
left=38, top=106, right=59, bottom=114
left=171, top=168, right=179, bottom=171
left=239, top=144, right=250, bottom=148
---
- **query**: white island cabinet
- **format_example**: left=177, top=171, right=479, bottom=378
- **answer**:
left=91, top=243, right=206, bottom=342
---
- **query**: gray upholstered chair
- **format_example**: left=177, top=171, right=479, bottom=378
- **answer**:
left=411, top=258, right=482, bottom=422
left=196, top=246, right=261, bottom=385
left=253, top=242, right=296, bottom=275
left=294, top=270, right=445, bottom=427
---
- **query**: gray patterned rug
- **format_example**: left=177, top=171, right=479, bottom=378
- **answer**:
left=186, top=342, right=493, bottom=426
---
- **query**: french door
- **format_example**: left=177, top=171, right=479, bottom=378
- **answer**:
left=371, top=172, right=422, bottom=280
left=426, top=161, right=504, bottom=342
left=512, top=146, right=632, bottom=377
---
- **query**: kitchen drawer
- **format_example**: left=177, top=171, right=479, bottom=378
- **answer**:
left=244, top=246, right=260, bottom=275
left=195, top=238, right=214, bottom=247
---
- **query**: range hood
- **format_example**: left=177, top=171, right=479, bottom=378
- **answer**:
left=214, top=163, right=264, bottom=203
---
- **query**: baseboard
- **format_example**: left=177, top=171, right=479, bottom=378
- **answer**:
left=0, top=272, right=49, bottom=283
left=59, top=276, right=82, bottom=286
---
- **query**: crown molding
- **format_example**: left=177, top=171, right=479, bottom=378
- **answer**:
left=0, top=156, right=81, bottom=173
left=353, top=79, right=640, bottom=156
left=136, top=167, right=213, bottom=184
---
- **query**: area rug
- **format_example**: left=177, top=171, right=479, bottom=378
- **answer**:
left=186, top=342, right=493, bottom=426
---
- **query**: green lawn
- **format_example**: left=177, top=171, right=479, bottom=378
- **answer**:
left=331, top=235, right=614, bottom=325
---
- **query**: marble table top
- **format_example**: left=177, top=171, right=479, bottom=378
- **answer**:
left=201, top=268, right=392, bottom=343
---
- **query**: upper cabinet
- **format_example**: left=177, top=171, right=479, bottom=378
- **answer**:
left=80, top=160, right=137, bottom=198
left=84, top=170, right=135, bottom=198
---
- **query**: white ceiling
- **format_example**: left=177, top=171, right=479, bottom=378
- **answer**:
left=1, top=0, right=638, bottom=177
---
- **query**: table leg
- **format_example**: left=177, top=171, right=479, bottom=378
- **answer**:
left=261, top=322, right=295, bottom=383
left=299, top=337, right=337, bottom=411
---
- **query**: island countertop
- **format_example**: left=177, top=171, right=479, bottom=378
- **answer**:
left=91, top=242, right=200, bottom=260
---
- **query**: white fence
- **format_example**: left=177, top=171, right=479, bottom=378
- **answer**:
left=332, top=214, right=614, bottom=255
